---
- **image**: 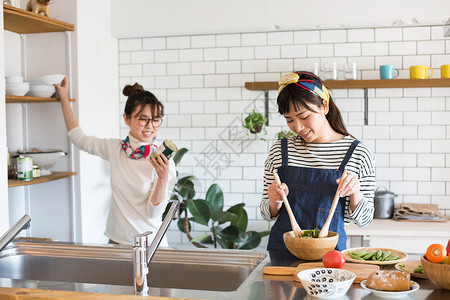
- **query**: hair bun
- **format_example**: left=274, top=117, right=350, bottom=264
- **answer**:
left=123, top=83, right=144, bottom=96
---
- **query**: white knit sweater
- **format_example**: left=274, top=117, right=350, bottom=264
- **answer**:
left=68, top=126, right=177, bottom=245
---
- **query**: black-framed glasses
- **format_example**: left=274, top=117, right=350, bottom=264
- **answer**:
left=136, top=116, right=162, bottom=128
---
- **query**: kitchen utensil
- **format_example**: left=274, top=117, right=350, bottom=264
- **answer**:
left=296, top=268, right=356, bottom=298
left=394, top=261, right=428, bottom=279
left=263, top=262, right=380, bottom=284
left=374, top=187, right=397, bottom=219
left=318, top=170, right=347, bottom=238
left=283, top=230, right=338, bottom=261
left=272, top=170, right=302, bottom=237
left=341, top=247, right=408, bottom=265
left=441, top=64, right=450, bottom=78
left=421, top=254, right=450, bottom=290
left=360, top=280, right=419, bottom=298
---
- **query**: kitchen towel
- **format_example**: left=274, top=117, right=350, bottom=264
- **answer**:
left=393, top=203, right=446, bottom=222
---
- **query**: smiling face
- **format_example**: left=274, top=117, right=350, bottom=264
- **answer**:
left=284, top=100, right=332, bottom=143
left=123, top=104, right=159, bottom=143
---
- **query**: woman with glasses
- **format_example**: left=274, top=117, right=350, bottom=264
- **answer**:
left=55, top=76, right=176, bottom=246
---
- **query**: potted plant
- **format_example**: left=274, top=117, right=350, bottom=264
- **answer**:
left=243, top=109, right=266, bottom=134
left=276, top=129, right=297, bottom=140
left=164, top=148, right=269, bottom=249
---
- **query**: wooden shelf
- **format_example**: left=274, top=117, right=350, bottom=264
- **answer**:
left=8, top=172, right=77, bottom=188
left=6, top=95, right=75, bottom=103
left=245, top=78, right=450, bottom=91
left=3, top=5, right=74, bottom=34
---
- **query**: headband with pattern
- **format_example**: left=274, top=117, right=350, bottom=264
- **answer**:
left=278, top=72, right=330, bottom=104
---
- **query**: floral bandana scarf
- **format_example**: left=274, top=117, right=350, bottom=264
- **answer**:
left=278, top=71, right=330, bottom=104
left=121, top=136, right=157, bottom=159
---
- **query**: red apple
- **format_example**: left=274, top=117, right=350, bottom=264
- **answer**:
left=322, top=250, right=346, bottom=268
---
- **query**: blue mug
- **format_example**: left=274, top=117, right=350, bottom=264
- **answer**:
left=380, top=65, right=399, bottom=79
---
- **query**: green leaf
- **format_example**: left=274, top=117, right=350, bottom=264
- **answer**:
left=187, top=199, right=211, bottom=226
left=205, top=183, right=224, bottom=212
left=237, top=231, right=261, bottom=250
left=177, top=176, right=196, bottom=199
left=190, top=234, right=213, bottom=243
left=216, top=236, right=234, bottom=249
left=177, top=218, right=191, bottom=233
left=227, top=204, right=248, bottom=232
left=211, top=211, right=237, bottom=225
left=218, top=225, right=240, bottom=242
left=173, top=148, right=189, bottom=166
left=259, top=230, right=270, bottom=238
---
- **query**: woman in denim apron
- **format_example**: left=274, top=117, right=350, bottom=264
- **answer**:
left=263, top=71, right=375, bottom=260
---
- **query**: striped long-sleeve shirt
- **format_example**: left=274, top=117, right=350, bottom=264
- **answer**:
left=260, top=136, right=375, bottom=227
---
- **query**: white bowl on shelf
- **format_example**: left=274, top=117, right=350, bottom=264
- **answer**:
left=6, top=88, right=29, bottom=96
left=27, top=84, right=56, bottom=98
left=5, top=76, right=24, bottom=83
left=28, top=74, right=64, bottom=85
left=17, top=148, right=66, bottom=171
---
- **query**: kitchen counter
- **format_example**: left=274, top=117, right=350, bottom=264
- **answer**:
left=0, top=252, right=449, bottom=300
left=345, top=218, right=450, bottom=252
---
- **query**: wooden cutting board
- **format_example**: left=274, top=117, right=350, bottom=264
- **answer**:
left=263, top=262, right=380, bottom=283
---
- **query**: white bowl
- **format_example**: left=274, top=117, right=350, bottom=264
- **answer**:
left=6, top=88, right=29, bottom=96
left=5, top=76, right=24, bottom=83
left=26, top=89, right=55, bottom=98
left=28, top=74, right=64, bottom=85
left=29, top=84, right=56, bottom=91
left=6, top=82, right=29, bottom=88
left=17, top=149, right=66, bottom=170
left=296, top=268, right=356, bottom=298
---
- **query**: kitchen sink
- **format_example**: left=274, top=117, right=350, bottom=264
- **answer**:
left=0, top=241, right=267, bottom=294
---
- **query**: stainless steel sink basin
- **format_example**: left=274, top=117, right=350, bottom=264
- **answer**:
left=0, top=241, right=267, bottom=295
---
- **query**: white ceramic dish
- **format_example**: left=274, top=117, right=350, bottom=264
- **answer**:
left=6, top=88, right=29, bottom=96
left=29, top=84, right=55, bottom=90
left=17, top=149, right=66, bottom=171
left=360, top=279, right=419, bottom=298
left=296, top=268, right=356, bottom=299
left=27, top=89, right=55, bottom=98
left=5, top=76, right=23, bottom=83
left=28, top=74, right=64, bottom=85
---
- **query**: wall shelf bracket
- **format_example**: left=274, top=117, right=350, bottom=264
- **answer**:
left=264, top=90, right=269, bottom=126
left=364, top=88, right=368, bottom=125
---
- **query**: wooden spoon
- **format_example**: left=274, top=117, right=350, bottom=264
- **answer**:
left=272, top=170, right=303, bottom=237
left=318, top=170, right=347, bottom=238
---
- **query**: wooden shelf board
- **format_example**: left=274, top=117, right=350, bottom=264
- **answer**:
left=3, top=5, right=74, bottom=34
left=8, top=172, right=77, bottom=188
left=6, top=95, right=75, bottom=103
left=245, top=78, right=450, bottom=91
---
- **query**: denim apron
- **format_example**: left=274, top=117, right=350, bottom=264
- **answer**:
left=267, top=138, right=360, bottom=256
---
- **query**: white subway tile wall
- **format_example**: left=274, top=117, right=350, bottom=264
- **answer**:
left=119, top=25, right=450, bottom=246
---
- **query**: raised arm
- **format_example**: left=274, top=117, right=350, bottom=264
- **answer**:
left=55, top=75, right=79, bottom=131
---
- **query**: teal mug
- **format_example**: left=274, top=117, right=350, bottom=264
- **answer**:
left=380, top=65, right=399, bottom=79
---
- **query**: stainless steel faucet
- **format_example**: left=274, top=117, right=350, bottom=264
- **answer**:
left=133, top=200, right=180, bottom=296
left=0, top=214, right=31, bottom=252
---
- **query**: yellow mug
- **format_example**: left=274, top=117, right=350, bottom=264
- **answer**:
left=441, top=64, right=450, bottom=78
left=410, top=65, right=433, bottom=79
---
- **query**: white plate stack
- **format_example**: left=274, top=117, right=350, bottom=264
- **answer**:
left=5, top=76, right=30, bottom=96
left=27, top=74, right=64, bottom=98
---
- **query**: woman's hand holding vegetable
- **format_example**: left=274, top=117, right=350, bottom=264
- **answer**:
left=336, top=171, right=363, bottom=211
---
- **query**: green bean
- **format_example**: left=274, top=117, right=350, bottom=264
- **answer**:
left=381, top=251, right=391, bottom=261
left=350, top=250, right=368, bottom=257
left=376, top=249, right=382, bottom=260
left=362, top=251, right=376, bottom=260
left=414, top=265, right=424, bottom=274
left=385, top=255, right=399, bottom=261
left=349, top=252, right=365, bottom=260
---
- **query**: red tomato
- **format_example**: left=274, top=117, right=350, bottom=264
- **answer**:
left=322, top=250, right=346, bottom=268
